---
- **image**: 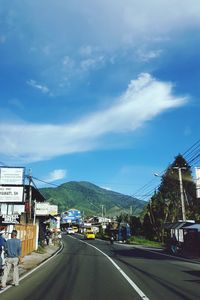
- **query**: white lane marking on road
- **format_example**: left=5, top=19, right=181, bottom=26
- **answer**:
left=74, top=237, right=150, bottom=300
left=0, top=244, right=63, bottom=294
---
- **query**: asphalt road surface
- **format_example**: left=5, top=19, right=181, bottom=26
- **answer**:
left=1, top=234, right=200, bottom=300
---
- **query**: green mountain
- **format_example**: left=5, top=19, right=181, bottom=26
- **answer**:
left=39, top=181, right=146, bottom=217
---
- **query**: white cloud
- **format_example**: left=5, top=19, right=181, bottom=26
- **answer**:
left=80, top=56, right=105, bottom=72
left=101, top=186, right=112, bottom=191
left=79, top=46, right=93, bottom=57
left=137, top=49, right=163, bottom=62
left=62, top=56, right=74, bottom=68
left=44, top=169, right=67, bottom=182
left=0, top=73, right=187, bottom=163
left=3, top=1, right=199, bottom=95
left=27, top=79, right=50, bottom=94
left=6, top=1, right=200, bottom=61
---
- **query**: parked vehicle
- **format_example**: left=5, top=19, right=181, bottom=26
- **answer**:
left=72, top=226, right=78, bottom=233
left=66, top=227, right=74, bottom=234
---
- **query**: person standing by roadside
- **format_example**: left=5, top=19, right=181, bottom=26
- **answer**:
left=170, top=233, right=178, bottom=254
left=1, top=230, right=22, bottom=289
left=0, top=231, right=6, bottom=275
left=0, top=231, right=6, bottom=248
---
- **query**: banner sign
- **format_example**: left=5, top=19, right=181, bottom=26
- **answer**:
left=0, top=186, right=24, bottom=202
left=61, top=209, right=82, bottom=224
left=195, top=167, right=200, bottom=198
left=0, top=167, right=24, bottom=185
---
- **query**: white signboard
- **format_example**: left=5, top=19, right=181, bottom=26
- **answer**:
left=49, top=205, right=58, bottom=215
left=35, top=202, right=49, bottom=216
left=0, top=167, right=24, bottom=185
left=13, top=205, right=25, bottom=214
left=2, top=214, right=19, bottom=224
left=195, top=167, right=200, bottom=198
left=0, top=203, right=25, bottom=214
left=35, top=202, right=58, bottom=216
left=0, top=186, right=24, bottom=202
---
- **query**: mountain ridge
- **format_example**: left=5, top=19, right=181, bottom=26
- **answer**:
left=39, top=181, right=146, bottom=216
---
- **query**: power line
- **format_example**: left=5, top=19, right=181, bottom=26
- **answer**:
left=183, top=138, right=200, bottom=157
left=131, top=138, right=200, bottom=201
left=132, top=178, right=157, bottom=197
left=1, top=138, right=200, bottom=203
left=183, top=139, right=200, bottom=166
left=32, top=176, right=60, bottom=188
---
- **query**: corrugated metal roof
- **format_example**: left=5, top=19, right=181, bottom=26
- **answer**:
left=164, top=221, right=194, bottom=230
left=184, top=224, right=200, bottom=232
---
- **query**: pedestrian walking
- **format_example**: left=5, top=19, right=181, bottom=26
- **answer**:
left=0, top=231, right=6, bottom=249
left=0, top=231, right=6, bottom=275
left=1, top=230, right=22, bottom=289
left=45, top=229, right=52, bottom=246
left=170, top=233, right=178, bottom=254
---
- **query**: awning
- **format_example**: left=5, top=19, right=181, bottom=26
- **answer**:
left=184, top=224, right=200, bottom=232
left=164, top=221, right=194, bottom=230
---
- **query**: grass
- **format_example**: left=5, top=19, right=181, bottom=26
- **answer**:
left=128, top=236, right=163, bottom=248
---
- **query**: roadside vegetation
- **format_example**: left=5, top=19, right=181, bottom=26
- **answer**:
left=128, top=236, right=163, bottom=248
left=115, top=154, right=200, bottom=245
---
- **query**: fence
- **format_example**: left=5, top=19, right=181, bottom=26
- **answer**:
left=15, top=224, right=37, bottom=256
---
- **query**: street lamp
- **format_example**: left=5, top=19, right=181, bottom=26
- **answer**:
left=154, top=173, right=160, bottom=177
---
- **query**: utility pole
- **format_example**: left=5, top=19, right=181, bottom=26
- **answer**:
left=33, top=199, right=36, bottom=225
left=130, top=206, right=132, bottom=215
left=29, top=169, right=32, bottom=222
left=173, top=167, right=186, bottom=222
left=195, top=167, right=200, bottom=198
left=101, top=205, right=104, bottom=220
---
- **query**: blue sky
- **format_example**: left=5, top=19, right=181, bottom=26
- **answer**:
left=0, top=1, right=200, bottom=200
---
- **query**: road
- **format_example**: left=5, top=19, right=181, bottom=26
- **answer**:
left=1, top=234, right=200, bottom=300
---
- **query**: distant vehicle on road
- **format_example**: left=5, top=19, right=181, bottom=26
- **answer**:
left=66, top=227, right=74, bottom=234
left=84, top=230, right=95, bottom=240
left=72, top=226, right=78, bottom=233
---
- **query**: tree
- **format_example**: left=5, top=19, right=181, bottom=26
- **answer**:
left=129, top=216, right=142, bottom=235
left=145, top=154, right=198, bottom=241
left=142, top=213, right=155, bottom=240
left=158, top=154, right=196, bottom=222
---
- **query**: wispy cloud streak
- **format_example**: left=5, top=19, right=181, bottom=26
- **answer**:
left=0, top=73, right=187, bottom=163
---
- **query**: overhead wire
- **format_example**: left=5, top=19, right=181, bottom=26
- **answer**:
left=1, top=138, right=200, bottom=203
left=32, top=176, right=60, bottom=188
left=182, top=139, right=200, bottom=158
left=183, top=139, right=200, bottom=166
left=132, top=138, right=200, bottom=201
